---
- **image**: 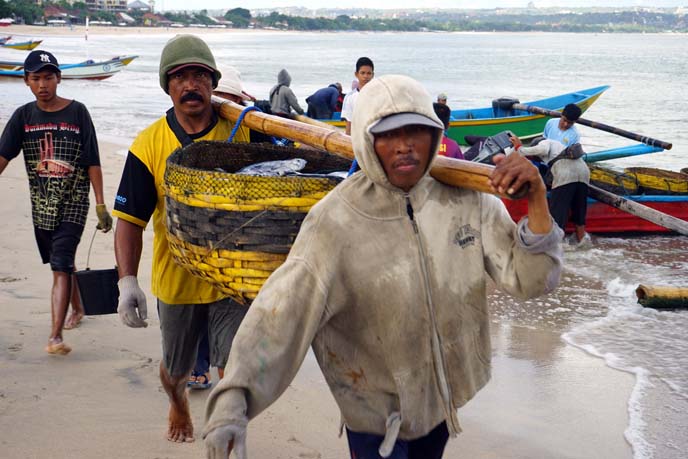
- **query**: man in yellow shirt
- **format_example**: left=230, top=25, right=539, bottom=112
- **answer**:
left=112, top=34, right=249, bottom=444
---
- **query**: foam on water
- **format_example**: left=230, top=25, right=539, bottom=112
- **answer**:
left=562, top=237, right=688, bottom=459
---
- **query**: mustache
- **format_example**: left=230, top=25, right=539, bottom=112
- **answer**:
left=393, top=157, right=419, bottom=168
left=180, top=92, right=204, bottom=103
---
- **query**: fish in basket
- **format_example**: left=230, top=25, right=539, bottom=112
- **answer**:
left=164, top=141, right=352, bottom=304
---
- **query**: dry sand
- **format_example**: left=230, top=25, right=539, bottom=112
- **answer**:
left=0, top=124, right=635, bottom=457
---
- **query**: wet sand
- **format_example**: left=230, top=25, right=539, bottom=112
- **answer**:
left=0, top=131, right=635, bottom=457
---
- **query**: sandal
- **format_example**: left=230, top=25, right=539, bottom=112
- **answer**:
left=187, top=371, right=212, bottom=390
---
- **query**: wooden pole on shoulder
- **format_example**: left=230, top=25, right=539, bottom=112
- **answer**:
left=213, top=97, right=526, bottom=199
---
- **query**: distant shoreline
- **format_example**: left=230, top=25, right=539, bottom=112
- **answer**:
left=3, top=24, right=686, bottom=37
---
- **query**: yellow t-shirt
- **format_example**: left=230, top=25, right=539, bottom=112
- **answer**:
left=113, top=114, right=249, bottom=304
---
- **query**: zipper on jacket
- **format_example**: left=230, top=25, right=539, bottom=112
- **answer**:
left=405, top=194, right=461, bottom=435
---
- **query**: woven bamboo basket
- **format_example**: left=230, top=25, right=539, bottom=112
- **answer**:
left=588, top=164, right=638, bottom=195
left=164, top=141, right=351, bottom=304
left=624, top=167, right=688, bottom=195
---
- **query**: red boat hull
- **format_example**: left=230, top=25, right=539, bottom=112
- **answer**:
left=502, top=198, right=688, bottom=233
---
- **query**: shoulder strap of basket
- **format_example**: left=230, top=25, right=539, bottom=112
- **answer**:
left=547, top=143, right=585, bottom=167
left=166, top=107, right=194, bottom=147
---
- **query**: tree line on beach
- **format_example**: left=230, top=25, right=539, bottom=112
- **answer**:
left=2, top=1, right=687, bottom=33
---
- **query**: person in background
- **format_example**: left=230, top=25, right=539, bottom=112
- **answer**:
left=213, top=66, right=272, bottom=144
left=269, top=68, right=304, bottom=118
left=204, top=74, right=563, bottom=459
left=0, top=50, right=112, bottom=354
left=437, top=93, right=448, bottom=105
left=112, top=34, right=249, bottom=444
left=433, top=102, right=464, bottom=159
left=539, top=103, right=591, bottom=248
left=305, top=82, right=343, bottom=120
left=543, top=103, right=581, bottom=147
left=510, top=130, right=591, bottom=249
left=341, top=56, right=374, bottom=135
left=213, top=66, right=256, bottom=103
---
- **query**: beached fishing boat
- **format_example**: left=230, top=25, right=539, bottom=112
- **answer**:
left=0, top=35, right=10, bottom=44
left=0, top=55, right=138, bottom=80
left=1, top=39, right=42, bottom=50
left=503, top=193, right=688, bottom=234
left=323, top=85, right=609, bottom=144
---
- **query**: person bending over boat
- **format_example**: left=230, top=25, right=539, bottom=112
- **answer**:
left=112, top=34, right=250, bottom=444
left=269, top=68, right=304, bottom=118
left=305, top=82, right=343, bottom=120
left=534, top=103, right=592, bottom=248
left=203, top=74, right=563, bottom=458
left=0, top=50, right=112, bottom=354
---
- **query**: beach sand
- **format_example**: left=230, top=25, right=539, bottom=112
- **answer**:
left=0, top=126, right=635, bottom=458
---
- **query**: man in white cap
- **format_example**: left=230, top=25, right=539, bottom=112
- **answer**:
left=112, top=34, right=250, bottom=444
left=214, top=66, right=256, bottom=104
left=204, top=74, right=563, bottom=458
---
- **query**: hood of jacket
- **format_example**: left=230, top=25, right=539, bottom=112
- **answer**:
left=277, top=68, right=291, bottom=86
left=351, top=74, right=444, bottom=193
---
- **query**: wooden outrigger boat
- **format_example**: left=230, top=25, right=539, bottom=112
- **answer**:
left=1, top=39, right=42, bottom=50
left=0, top=55, right=138, bottom=80
left=323, top=85, right=610, bottom=144
left=503, top=192, right=688, bottom=234
left=503, top=151, right=688, bottom=234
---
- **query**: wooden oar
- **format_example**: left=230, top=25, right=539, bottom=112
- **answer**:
left=587, top=184, right=688, bottom=235
left=213, top=97, right=527, bottom=199
left=512, top=103, right=673, bottom=150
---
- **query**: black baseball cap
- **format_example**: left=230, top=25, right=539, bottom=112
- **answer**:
left=24, top=50, right=60, bottom=73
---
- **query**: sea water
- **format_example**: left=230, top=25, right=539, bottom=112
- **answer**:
left=1, top=30, right=687, bottom=458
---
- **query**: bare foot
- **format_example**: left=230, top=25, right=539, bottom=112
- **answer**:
left=63, top=311, right=84, bottom=330
left=45, top=339, right=72, bottom=355
left=167, top=405, right=194, bottom=442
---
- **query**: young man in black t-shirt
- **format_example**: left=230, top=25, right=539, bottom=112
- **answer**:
left=0, top=50, right=112, bottom=355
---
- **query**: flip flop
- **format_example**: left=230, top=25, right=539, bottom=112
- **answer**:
left=45, top=341, right=72, bottom=355
left=187, top=372, right=212, bottom=390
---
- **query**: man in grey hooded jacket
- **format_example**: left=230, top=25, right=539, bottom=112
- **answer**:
left=204, top=75, right=563, bottom=458
left=269, top=68, right=304, bottom=117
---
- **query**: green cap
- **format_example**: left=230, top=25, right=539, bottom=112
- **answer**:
left=159, top=34, right=221, bottom=94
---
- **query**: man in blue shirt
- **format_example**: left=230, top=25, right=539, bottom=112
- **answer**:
left=542, top=103, right=591, bottom=248
left=543, top=103, right=581, bottom=146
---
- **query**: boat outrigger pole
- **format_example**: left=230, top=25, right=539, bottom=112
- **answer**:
left=512, top=103, right=673, bottom=150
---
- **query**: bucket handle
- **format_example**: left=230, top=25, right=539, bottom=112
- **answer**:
left=84, top=228, right=114, bottom=270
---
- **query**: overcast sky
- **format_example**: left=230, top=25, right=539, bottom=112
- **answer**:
left=157, top=1, right=688, bottom=12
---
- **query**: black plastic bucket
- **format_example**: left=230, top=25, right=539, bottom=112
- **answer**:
left=75, top=267, right=119, bottom=315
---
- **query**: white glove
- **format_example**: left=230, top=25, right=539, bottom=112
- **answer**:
left=117, top=275, right=148, bottom=328
left=205, top=424, right=247, bottom=459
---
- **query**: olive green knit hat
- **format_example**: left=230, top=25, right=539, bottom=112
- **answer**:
left=159, top=34, right=221, bottom=94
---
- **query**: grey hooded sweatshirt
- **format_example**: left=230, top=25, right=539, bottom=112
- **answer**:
left=269, top=68, right=304, bottom=116
left=205, top=75, right=563, bottom=448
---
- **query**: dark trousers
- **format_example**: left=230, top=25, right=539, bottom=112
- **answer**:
left=549, top=182, right=588, bottom=229
left=346, top=422, right=449, bottom=459
left=193, top=328, right=210, bottom=375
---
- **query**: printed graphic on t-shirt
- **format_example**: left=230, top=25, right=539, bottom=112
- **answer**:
left=23, top=121, right=89, bottom=230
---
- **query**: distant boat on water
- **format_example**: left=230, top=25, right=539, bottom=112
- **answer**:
left=1, top=39, right=43, bottom=50
left=0, top=55, right=138, bottom=80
